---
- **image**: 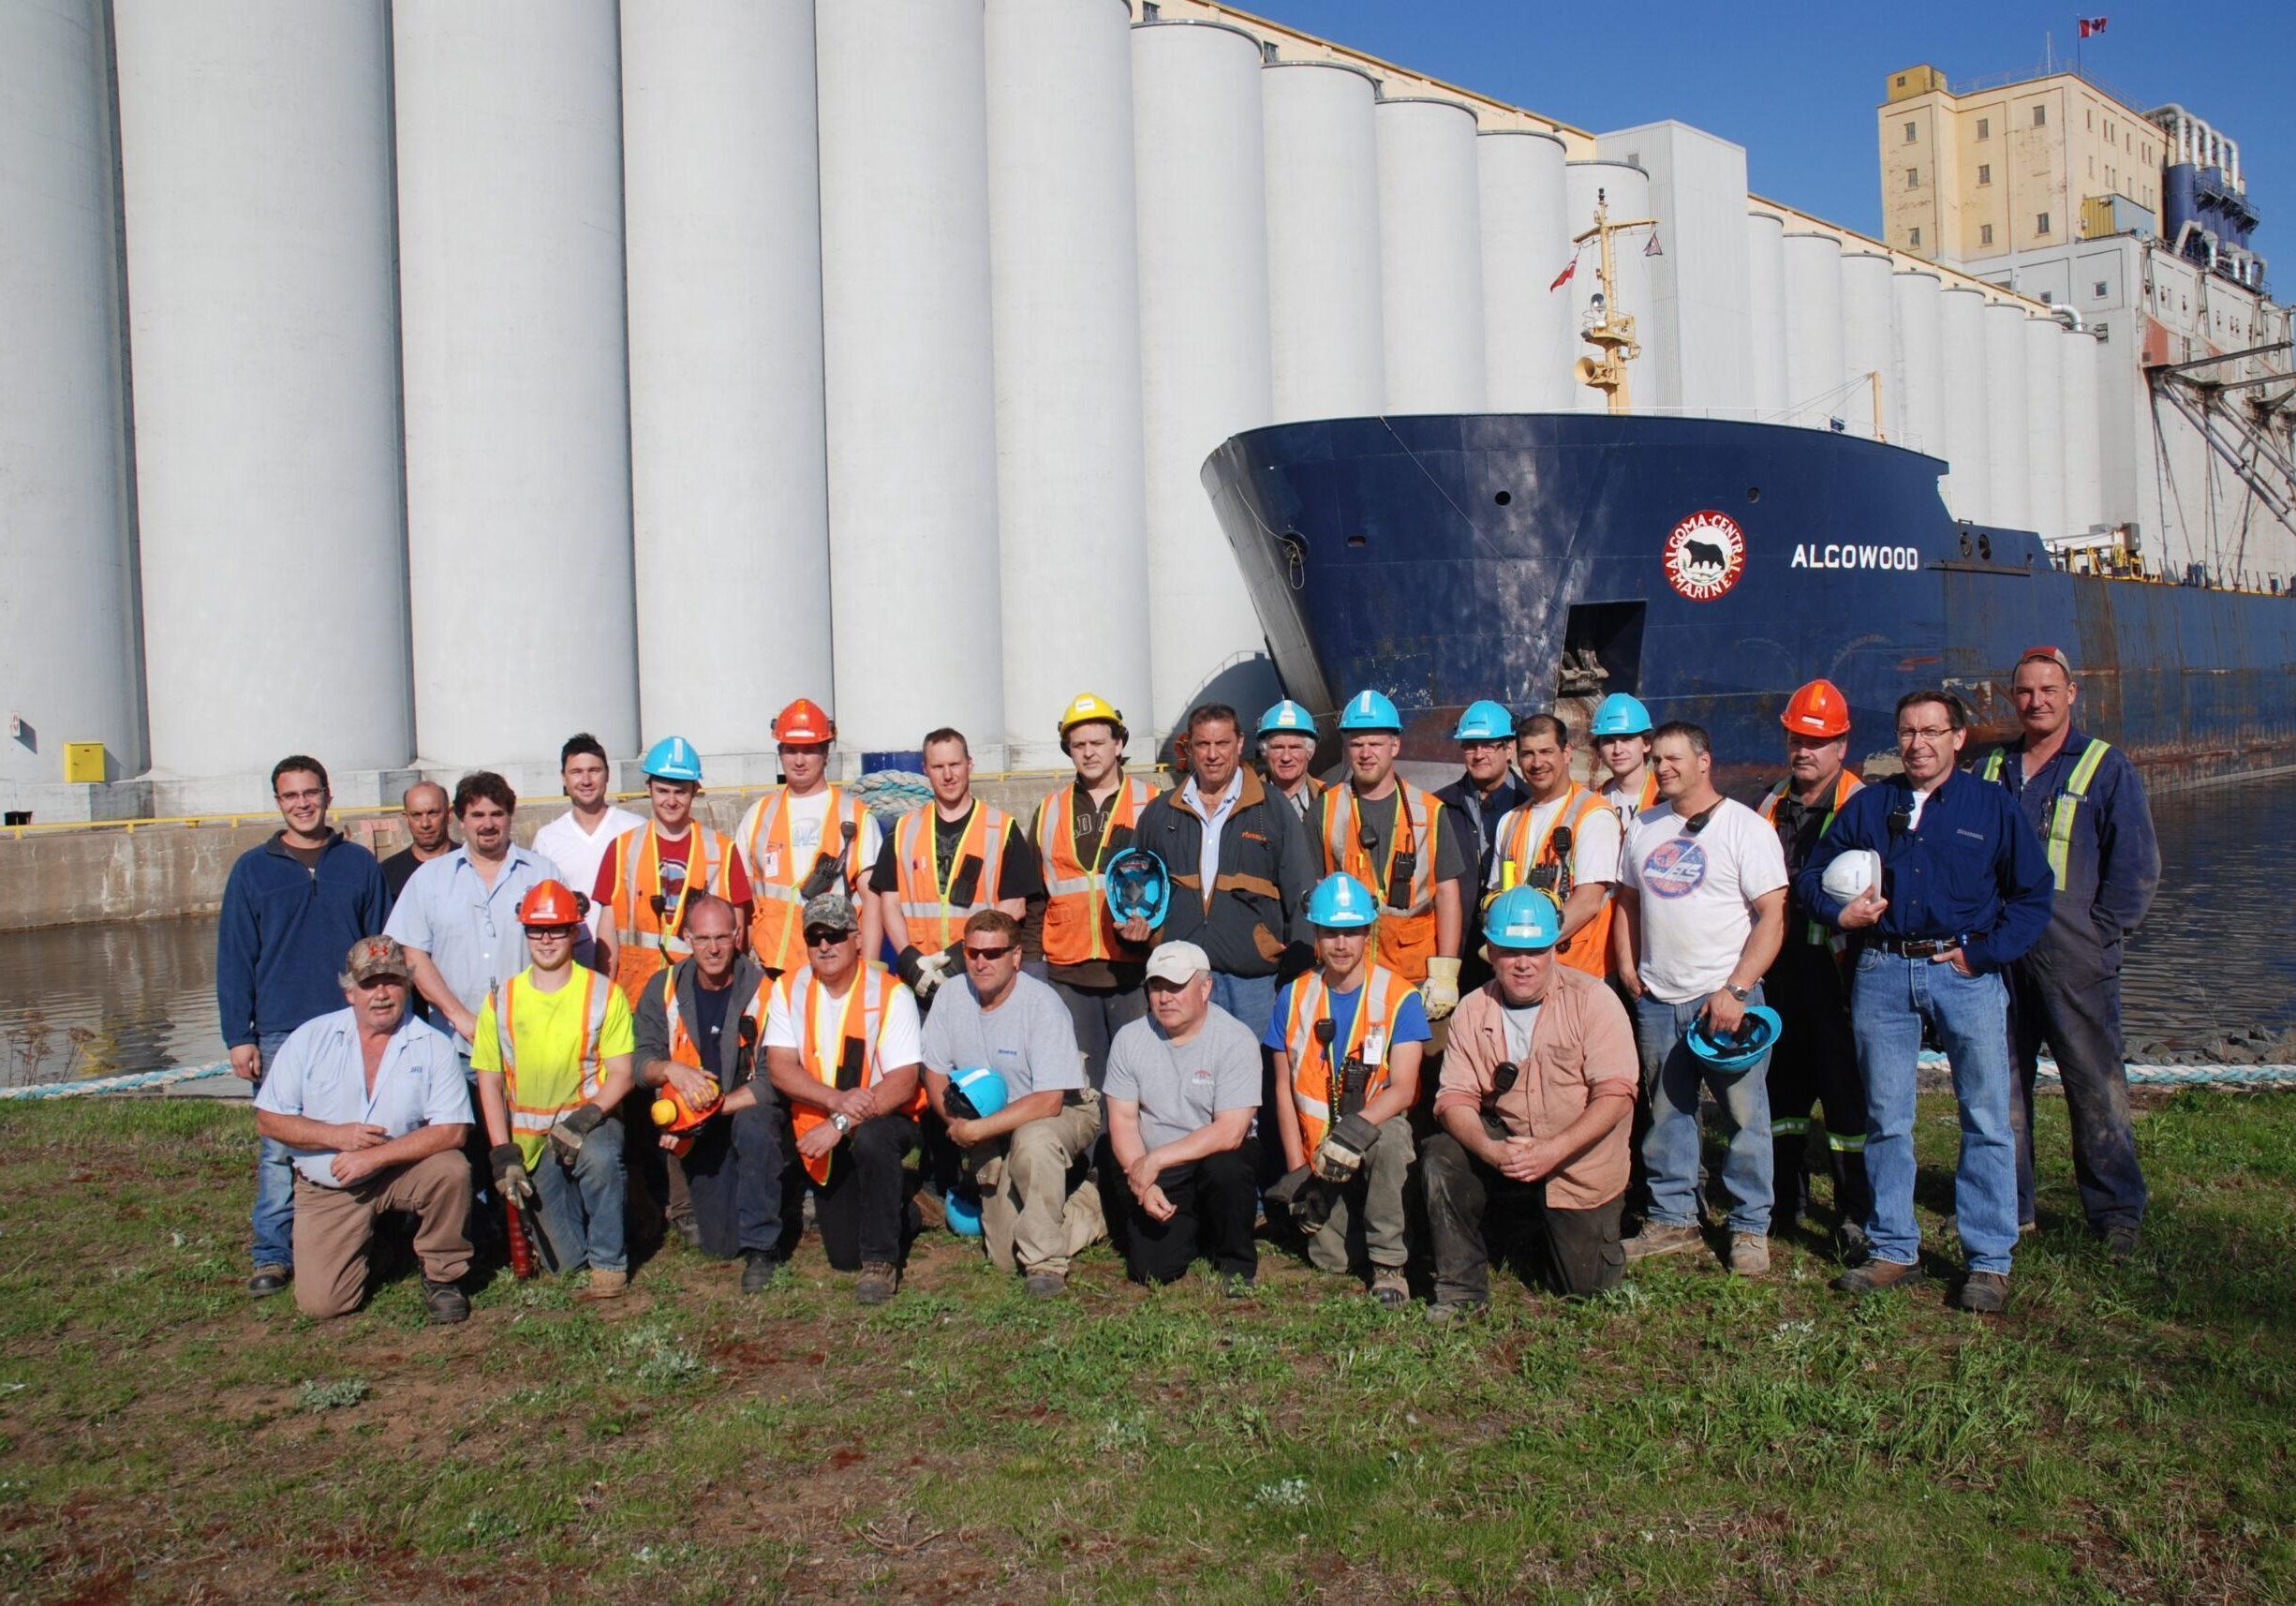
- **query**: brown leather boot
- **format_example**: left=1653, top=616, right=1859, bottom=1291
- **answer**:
left=1830, top=1257, right=1924, bottom=1295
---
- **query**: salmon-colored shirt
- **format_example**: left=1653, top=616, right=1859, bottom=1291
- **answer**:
left=1435, top=969, right=1637, bottom=1211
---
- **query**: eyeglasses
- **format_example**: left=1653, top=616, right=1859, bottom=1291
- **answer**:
left=1896, top=725, right=1955, bottom=742
left=524, top=925, right=576, bottom=940
left=964, top=944, right=1016, bottom=962
left=274, top=787, right=325, bottom=805
left=805, top=927, right=853, bottom=947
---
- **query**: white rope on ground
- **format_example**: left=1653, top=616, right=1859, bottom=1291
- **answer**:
left=0, top=1061, right=236, bottom=1101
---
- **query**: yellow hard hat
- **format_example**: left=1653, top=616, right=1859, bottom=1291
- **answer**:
left=1058, top=691, right=1125, bottom=736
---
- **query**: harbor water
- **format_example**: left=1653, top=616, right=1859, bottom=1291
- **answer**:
left=3, top=774, right=2293, bottom=1088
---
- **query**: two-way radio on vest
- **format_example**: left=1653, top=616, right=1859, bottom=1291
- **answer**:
left=1529, top=824, right=1575, bottom=895
left=947, top=853, right=985, bottom=910
left=798, top=821, right=859, bottom=901
left=1482, top=1059, right=1522, bottom=1141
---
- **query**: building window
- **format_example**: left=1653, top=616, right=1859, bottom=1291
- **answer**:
left=1977, top=117, right=1991, bottom=140
left=2037, top=212, right=2052, bottom=235
left=1981, top=223, right=1994, bottom=245
left=2033, top=105, right=2047, bottom=127
left=2094, top=280, right=2109, bottom=298
left=1903, top=120, right=1918, bottom=143
left=1978, top=164, right=1992, bottom=186
left=1906, top=167, right=1920, bottom=189
left=1910, top=226, right=1922, bottom=247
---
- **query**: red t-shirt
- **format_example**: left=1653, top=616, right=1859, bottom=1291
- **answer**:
left=592, top=828, right=751, bottom=915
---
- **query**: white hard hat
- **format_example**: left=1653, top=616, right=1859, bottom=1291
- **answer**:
left=1821, top=849, right=1882, bottom=905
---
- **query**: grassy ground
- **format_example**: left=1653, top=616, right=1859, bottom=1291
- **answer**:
left=0, top=1093, right=2291, bottom=1606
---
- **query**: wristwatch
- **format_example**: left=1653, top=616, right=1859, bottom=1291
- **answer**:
left=830, top=1112, right=852, bottom=1133
left=1725, top=983, right=1752, bottom=1003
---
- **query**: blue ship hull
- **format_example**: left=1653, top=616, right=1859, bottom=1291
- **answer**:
left=1203, top=413, right=2296, bottom=789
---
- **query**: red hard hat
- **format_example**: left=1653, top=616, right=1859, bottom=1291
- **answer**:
left=517, top=880, right=583, bottom=928
left=1781, top=678, right=1851, bottom=738
left=773, top=698, right=835, bottom=745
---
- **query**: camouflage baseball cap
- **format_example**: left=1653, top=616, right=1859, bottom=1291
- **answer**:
left=345, top=934, right=413, bottom=984
left=801, top=892, right=859, bottom=936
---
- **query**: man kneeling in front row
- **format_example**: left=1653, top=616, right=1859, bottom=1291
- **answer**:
left=1102, top=942, right=1262, bottom=1287
left=1422, top=888, right=1637, bottom=1320
left=253, top=937, right=474, bottom=1323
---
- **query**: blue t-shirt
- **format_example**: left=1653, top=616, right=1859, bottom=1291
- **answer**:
left=1262, top=978, right=1432, bottom=1055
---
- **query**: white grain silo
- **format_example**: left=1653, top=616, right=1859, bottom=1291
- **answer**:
left=393, top=0, right=637, bottom=766
left=985, top=0, right=1151, bottom=765
left=1744, top=211, right=1788, bottom=422
left=1563, top=161, right=1652, bottom=414
left=1478, top=130, right=1575, bottom=412
left=1375, top=97, right=1487, bottom=414
left=1889, top=270, right=1946, bottom=462
left=2061, top=324, right=2104, bottom=535
left=1262, top=60, right=1386, bottom=424
left=816, top=0, right=1004, bottom=755
left=621, top=0, right=832, bottom=758
left=0, top=0, right=141, bottom=792
left=114, top=0, right=408, bottom=781
left=1938, top=286, right=1993, bottom=520
left=2024, top=315, right=2067, bottom=539
left=1837, top=251, right=1897, bottom=442
left=1133, top=20, right=1278, bottom=734
left=1982, top=299, right=2032, bottom=528
left=1780, top=232, right=1845, bottom=431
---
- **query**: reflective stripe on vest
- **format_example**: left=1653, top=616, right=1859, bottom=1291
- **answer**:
left=740, top=787, right=872, bottom=973
left=893, top=802, right=1012, bottom=950
left=781, top=962, right=921, bottom=1184
left=1319, top=781, right=1444, bottom=980
left=611, top=825, right=734, bottom=959
left=1035, top=776, right=1158, bottom=966
left=496, top=969, right=612, bottom=1150
left=1497, top=783, right=1616, bottom=980
left=1982, top=738, right=2109, bottom=890
left=1759, top=769, right=1864, bottom=945
left=1281, top=965, right=1411, bottom=1152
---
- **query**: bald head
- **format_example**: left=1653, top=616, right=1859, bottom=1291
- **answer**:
left=401, top=781, right=453, bottom=855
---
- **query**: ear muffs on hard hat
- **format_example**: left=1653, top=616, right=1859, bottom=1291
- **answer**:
left=1685, top=1006, right=1784, bottom=1070
left=1482, top=885, right=1563, bottom=952
left=945, top=1064, right=1010, bottom=1123
left=1338, top=690, right=1402, bottom=734
left=641, top=735, right=704, bottom=782
left=1452, top=700, right=1515, bottom=743
left=773, top=698, right=836, bottom=745
left=1590, top=693, right=1653, bottom=738
left=1258, top=699, right=1315, bottom=738
left=1104, top=847, right=1170, bottom=929
left=1781, top=678, right=1852, bottom=738
left=1305, top=872, right=1378, bottom=930
left=517, top=879, right=583, bottom=928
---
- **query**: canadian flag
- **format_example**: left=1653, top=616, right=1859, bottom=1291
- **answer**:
left=2079, top=16, right=2108, bottom=37
left=1548, top=254, right=1578, bottom=292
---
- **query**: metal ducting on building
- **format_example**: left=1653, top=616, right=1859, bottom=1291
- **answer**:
left=1780, top=231, right=1845, bottom=431
left=1889, top=270, right=1946, bottom=462
left=1375, top=97, right=1487, bottom=415
left=1563, top=161, right=1652, bottom=416
left=1262, top=60, right=1385, bottom=426
left=1937, top=286, right=1993, bottom=519
left=2024, top=316, right=2068, bottom=539
left=1479, top=131, right=1575, bottom=413
left=1838, top=251, right=1897, bottom=443
left=1743, top=211, right=1789, bottom=422
left=1981, top=300, right=2032, bottom=528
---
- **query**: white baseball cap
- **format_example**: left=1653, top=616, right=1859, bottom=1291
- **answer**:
left=1143, top=941, right=1211, bottom=986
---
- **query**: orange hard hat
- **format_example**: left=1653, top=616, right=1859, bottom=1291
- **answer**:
left=1781, top=678, right=1852, bottom=738
left=517, top=879, right=583, bottom=928
left=773, top=698, right=835, bottom=745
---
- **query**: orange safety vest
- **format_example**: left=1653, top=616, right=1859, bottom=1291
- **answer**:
left=737, top=786, right=874, bottom=974
left=1758, top=769, right=1864, bottom=946
left=493, top=967, right=612, bottom=1165
left=778, top=962, right=923, bottom=1184
left=656, top=963, right=773, bottom=1156
left=1318, top=781, right=1445, bottom=984
left=1034, top=775, right=1159, bottom=967
left=1496, top=782, right=1617, bottom=979
left=608, top=823, right=737, bottom=1002
left=1280, top=964, right=1414, bottom=1152
left=891, top=800, right=1014, bottom=953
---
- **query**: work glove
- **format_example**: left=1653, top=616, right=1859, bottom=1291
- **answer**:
left=489, top=1142, right=538, bottom=1209
left=547, top=1103, right=607, bottom=1166
left=913, top=949, right=955, bottom=1002
left=1420, top=957, right=1462, bottom=1021
left=1265, top=1165, right=1333, bottom=1234
left=1311, top=1112, right=1380, bottom=1183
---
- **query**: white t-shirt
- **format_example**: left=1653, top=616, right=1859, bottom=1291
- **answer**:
left=1622, top=797, right=1789, bottom=1004
left=734, top=789, right=885, bottom=888
left=763, top=970, right=924, bottom=1070
left=1599, top=772, right=1652, bottom=831
left=533, top=806, right=645, bottom=939
left=1485, top=793, right=1624, bottom=891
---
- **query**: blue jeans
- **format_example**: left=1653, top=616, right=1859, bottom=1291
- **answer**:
left=1636, top=990, right=1774, bottom=1235
left=532, top=1112, right=628, bottom=1275
left=1208, top=971, right=1279, bottom=1041
left=250, top=1031, right=295, bottom=1271
left=1851, top=950, right=2018, bottom=1275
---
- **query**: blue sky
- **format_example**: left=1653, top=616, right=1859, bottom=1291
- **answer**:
left=1239, top=2, right=2293, bottom=267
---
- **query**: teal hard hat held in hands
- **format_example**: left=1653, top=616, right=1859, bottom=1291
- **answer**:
left=1482, top=885, right=1563, bottom=952
left=1104, top=846, right=1170, bottom=929
left=1589, top=693, right=1652, bottom=738
left=1306, top=872, right=1378, bottom=930
left=1685, top=1006, right=1784, bottom=1070
left=945, top=1064, right=1009, bottom=1122
left=1452, top=700, right=1515, bottom=742
left=1338, top=690, right=1402, bottom=733
left=641, top=735, right=704, bottom=782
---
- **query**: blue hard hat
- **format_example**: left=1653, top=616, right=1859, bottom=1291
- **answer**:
left=1258, top=699, right=1316, bottom=738
left=945, top=1063, right=1009, bottom=1122
left=1483, top=885, right=1563, bottom=952
left=1589, top=693, right=1653, bottom=738
left=1338, top=690, right=1401, bottom=733
left=1305, top=872, right=1378, bottom=929
left=641, top=735, right=704, bottom=782
left=1684, top=1006, right=1784, bottom=1070
left=1104, top=847, right=1170, bottom=929
left=1453, top=700, right=1515, bottom=742
left=944, top=1186, right=984, bottom=1238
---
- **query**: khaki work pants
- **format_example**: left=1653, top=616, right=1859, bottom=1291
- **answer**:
left=1307, top=1117, right=1415, bottom=1274
left=289, top=1150, right=472, bottom=1319
left=971, top=1091, right=1105, bottom=1276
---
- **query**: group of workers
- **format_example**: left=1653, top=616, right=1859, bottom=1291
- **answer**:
left=223, top=646, right=2156, bottom=1324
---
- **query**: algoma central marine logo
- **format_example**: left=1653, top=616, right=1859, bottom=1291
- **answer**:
left=1663, top=511, right=1746, bottom=602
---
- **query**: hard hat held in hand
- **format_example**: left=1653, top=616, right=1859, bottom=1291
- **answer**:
left=773, top=699, right=835, bottom=745
left=1338, top=690, right=1402, bottom=733
left=642, top=735, right=704, bottom=782
left=1258, top=698, right=1315, bottom=737
left=1104, top=846, right=1170, bottom=929
left=1686, top=1005, right=1784, bottom=1069
left=1306, top=872, right=1378, bottom=929
left=1452, top=700, right=1514, bottom=742
left=946, top=1064, right=1010, bottom=1122
left=517, top=880, right=584, bottom=928
left=1590, top=692, right=1652, bottom=737
left=1821, top=849, right=1883, bottom=905
left=1781, top=678, right=1852, bottom=738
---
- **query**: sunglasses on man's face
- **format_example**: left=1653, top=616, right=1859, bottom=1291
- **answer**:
left=964, top=944, right=1016, bottom=963
left=805, top=927, right=852, bottom=947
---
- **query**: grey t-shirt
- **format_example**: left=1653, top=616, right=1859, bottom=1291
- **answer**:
left=1103, top=1005, right=1262, bottom=1152
left=921, top=970, right=1087, bottom=1098
left=1499, top=1001, right=1543, bottom=1064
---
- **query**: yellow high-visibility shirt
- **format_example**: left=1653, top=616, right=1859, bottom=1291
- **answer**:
left=470, top=967, right=636, bottom=1166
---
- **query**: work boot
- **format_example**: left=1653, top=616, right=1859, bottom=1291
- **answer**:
left=2103, top=1224, right=2140, bottom=1260
left=246, top=1265, right=290, bottom=1298
left=422, top=1279, right=470, bottom=1325
left=1425, top=1299, right=1488, bottom=1328
left=1950, top=1270, right=2010, bottom=1315
left=575, top=1269, right=629, bottom=1302
left=1834, top=1221, right=1873, bottom=1267
left=739, top=1249, right=779, bottom=1295
left=1726, top=1232, right=1770, bottom=1276
left=1830, top=1257, right=1924, bottom=1296
left=1622, top=1223, right=1703, bottom=1262
left=1370, top=1266, right=1410, bottom=1309
left=855, top=1262, right=899, bottom=1306
left=1024, top=1270, right=1068, bottom=1300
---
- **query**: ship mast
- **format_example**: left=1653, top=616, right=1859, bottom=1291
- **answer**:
left=1572, top=187, right=1656, bottom=414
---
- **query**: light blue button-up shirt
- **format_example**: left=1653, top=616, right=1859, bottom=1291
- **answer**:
left=1180, top=769, right=1244, bottom=901
left=384, top=843, right=571, bottom=1048
left=253, top=1006, right=472, bottom=1186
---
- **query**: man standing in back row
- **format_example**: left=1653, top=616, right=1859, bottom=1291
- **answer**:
left=873, top=728, right=1040, bottom=1004
left=1978, top=647, right=2158, bottom=1256
left=379, top=781, right=455, bottom=913
left=734, top=699, right=881, bottom=980
left=533, top=734, right=643, bottom=949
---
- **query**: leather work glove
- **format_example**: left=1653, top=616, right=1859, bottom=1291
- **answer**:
left=1420, top=957, right=1462, bottom=1021
left=489, top=1142, right=538, bottom=1209
left=1275, top=941, right=1316, bottom=987
left=913, top=949, right=955, bottom=1002
left=547, top=1103, right=607, bottom=1166
left=1311, top=1112, right=1380, bottom=1183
